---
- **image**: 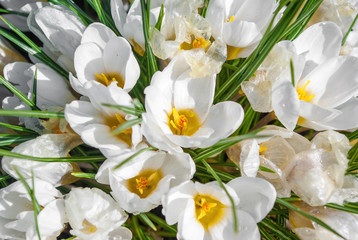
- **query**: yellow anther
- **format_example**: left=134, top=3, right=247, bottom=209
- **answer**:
left=194, top=194, right=225, bottom=230
left=296, top=80, right=315, bottom=102
left=225, top=15, right=235, bottom=23
left=82, top=219, right=97, bottom=234
left=168, top=108, right=200, bottom=136
left=94, top=72, right=125, bottom=88
left=127, top=170, right=163, bottom=198
left=259, top=145, right=268, bottom=153
left=179, top=37, right=211, bottom=51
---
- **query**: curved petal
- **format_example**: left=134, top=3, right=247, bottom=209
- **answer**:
left=272, top=81, right=300, bottom=131
left=302, top=56, right=358, bottom=108
left=299, top=100, right=340, bottom=123
left=111, top=0, right=127, bottom=35
left=228, top=177, right=276, bottom=222
left=223, top=20, right=261, bottom=48
left=81, top=22, right=117, bottom=48
left=196, top=101, right=244, bottom=148
left=74, top=42, right=105, bottom=85
left=103, top=37, right=140, bottom=92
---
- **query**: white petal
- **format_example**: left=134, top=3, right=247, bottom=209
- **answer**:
left=198, top=101, right=244, bottom=148
left=223, top=20, right=261, bottom=48
left=81, top=22, right=117, bottom=48
left=111, top=0, right=127, bottom=35
left=299, top=100, right=340, bottom=123
left=103, top=36, right=140, bottom=92
left=272, top=81, right=300, bottom=131
left=228, top=177, right=276, bottom=222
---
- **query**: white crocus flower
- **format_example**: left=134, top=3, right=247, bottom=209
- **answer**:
left=2, top=62, right=77, bottom=132
left=227, top=125, right=311, bottom=197
left=111, top=0, right=164, bottom=55
left=28, top=5, right=86, bottom=73
left=289, top=201, right=358, bottom=240
left=308, top=0, right=358, bottom=35
left=162, top=178, right=276, bottom=240
left=286, top=131, right=356, bottom=206
left=71, top=22, right=140, bottom=95
left=1, top=133, right=83, bottom=186
left=0, top=179, right=67, bottom=240
left=206, top=0, right=277, bottom=59
left=0, top=0, right=46, bottom=31
left=64, top=187, right=130, bottom=240
left=150, top=0, right=227, bottom=78
left=142, top=55, right=244, bottom=152
left=243, top=22, right=358, bottom=131
left=65, top=80, right=143, bottom=157
left=97, top=150, right=195, bottom=214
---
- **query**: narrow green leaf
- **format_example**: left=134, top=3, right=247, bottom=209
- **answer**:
left=155, top=4, right=164, bottom=31
left=14, top=168, right=42, bottom=240
left=0, top=134, right=38, bottom=146
left=102, top=103, right=143, bottom=117
left=146, top=212, right=177, bottom=233
left=0, top=16, right=68, bottom=78
left=0, top=109, right=65, bottom=118
left=132, top=215, right=146, bottom=240
left=325, top=203, right=358, bottom=215
left=342, top=13, right=358, bottom=46
left=0, top=9, right=29, bottom=17
left=0, top=122, right=39, bottom=134
left=276, top=198, right=346, bottom=239
left=259, top=166, right=276, bottom=173
left=200, top=0, right=210, bottom=17
left=196, top=165, right=236, bottom=182
left=32, top=65, right=38, bottom=105
left=111, top=118, right=142, bottom=136
left=139, top=213, right=157, bottom=231
left=199, top=159, right=239, bottom=232
left=113, top=147, right=157, bottom=170
left=0, top=148, right=106, bottom=162
left=0, top=75, right=40, bottom=110
left=290, top=59, right=295, bottom=86
left=71, top=172, right=96, bottom=179
left=259, top=218, right=299, bottom=240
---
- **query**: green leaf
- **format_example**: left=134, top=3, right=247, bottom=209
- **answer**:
left=0, top=16, right=69, bottom=78
left=342, top=13, right=358, bottom=46
left=71, top=172, right=96, bottom=179
left=102, top=103, right=143, bottom=117
left=276, top=198, right=346, bottom=239
left=111, top=118, right=142, bottom=136
left=0, top=8, right=29, bottom=17
left=199, top=159, right=239, bottom=232
left=89, top=0, right=120, bottom=35
left=0, top=148, right=106, bottom=163
left=14, top=169, right=42, bottom=240
left=259, top=218, right=299, bottom=240
left=0, top=134, right=38, bottom=146
left=290, top=58, right=295, bottom=86
left=0, top=75, right=40, bottom=110
left=32, top=65, right=38, bottom=105
left=326, top=203, right=358, bottom=215
left=139, top=213, right=157, bottom=231
left=0, top=122, right=39, bottom=134
left=113, top=147, right=157, bottom=170
left=0, top=109, right=65, bottom=118
left=146, top=212, right=177, bottom=233
left=155, top=4, right=164, bottom=31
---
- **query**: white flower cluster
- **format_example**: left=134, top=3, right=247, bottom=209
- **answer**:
left=0, top=0, right=358, bottom=239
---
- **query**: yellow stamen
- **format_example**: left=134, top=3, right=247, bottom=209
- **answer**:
left=82, top=219, right=97, bottom=233
left=95, top=72, right=125, bottom=88
left=105, top=113, right=132, bottom=146
left=259, top=145, right=268, bottom=153
left=127, top=170, right=163, bottom=198
left=179, top=37, right=211, bottom=51
left=168, top=108, right=201, bottom=136
left=296, top=80, right=315, bottom=102
left=194, top=195, right=225, bottom=230
left=225, top=15, right=235, bottom=23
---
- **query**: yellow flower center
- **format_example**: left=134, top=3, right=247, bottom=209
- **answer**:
left=95, top=72, right=125, bottom=88
left=296, top=80, right=315, bottom=102
left=179, top=37, right=211, bottom=51
left=127, top=169, right=163, bottom=198
left=168, top=108, right=201, bottom=136
left=194, top=194, right=226, bottom=230
left=104, top=113, right=132, bottom=146
left=81, top=219, right=97, bottom=234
